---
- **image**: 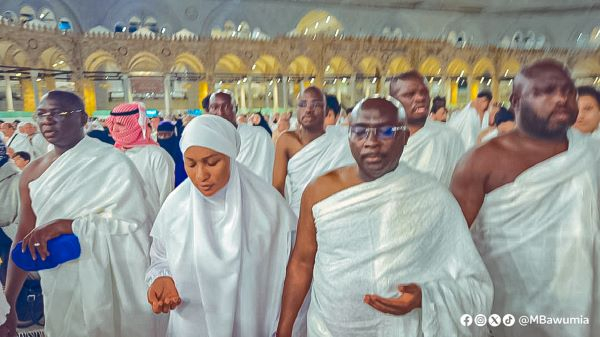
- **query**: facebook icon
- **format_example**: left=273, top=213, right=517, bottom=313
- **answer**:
left=461, top=314, right=473, bottom=327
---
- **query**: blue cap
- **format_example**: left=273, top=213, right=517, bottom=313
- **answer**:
left=11, top=234, right=81, bottom=271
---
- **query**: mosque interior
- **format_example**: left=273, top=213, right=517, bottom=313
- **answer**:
left=0, top=0, right=599, bottom=118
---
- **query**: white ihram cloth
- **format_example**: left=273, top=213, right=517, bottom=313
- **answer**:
left=237, top=124, right=275, bottom=183
left=309, top=164, right=493, bottom=337
left=123, top=145, right=175, bottom=220
left=5, top=132, right=32, bottom=154
left=30, top=132, right=51, bottom=158
left=447, top=103, right=488, bottom=149
left=0, top=162, right=20, bottom=240
left=27, top=136, right=156, bottom=337
left=286, top=125, right=355, bottom=216
left=471, top=130, right=600, bottom=337
left=401, top=120, right=465, bottom=187
left=147, top=115, right=295, bottom=337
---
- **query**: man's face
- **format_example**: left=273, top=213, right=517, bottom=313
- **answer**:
left=1, top=123, right=14, bottom=138
left=514, top=69, right=578, bottom=138
left=208, top=93, right=236, bottom=125
left=431, top=107, right=448, bottom=122
left=36, top=97, right=86, bottom=147
left=349, top=99, right=408, bottom=181
left=297, top=90, right=325, bottom=130
left=21, top=123, right=37, bottom=136
left=391, top=78, right=430, bottom=125
left=476, top=97, right=491, bottom=113
left=575, top=95, right=600, bottom=133
left=12, top=155, right=29, bottom=170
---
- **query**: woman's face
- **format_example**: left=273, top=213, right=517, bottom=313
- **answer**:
left=184, top=146, right=230, bottom=197
left=251, top=114, right=261, bottom=125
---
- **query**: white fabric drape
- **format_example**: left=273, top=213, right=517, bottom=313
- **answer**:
left=471, top=130, right=600, bottom=337
left=28, top=136, right=156, bottom=337
left=236, top=124, right=275, bottom=183
left=286, top=125, right=355, bottom=216
left=447, top=103, right=488, bottom=149
left=309, top=164, right=493, bottom=337
left=123, top=146, right=175, bottom=221
left=401, top=120, right=466, bottom=187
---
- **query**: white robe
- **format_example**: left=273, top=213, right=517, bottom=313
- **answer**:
left=447, top=103, right=488, bottom=149
left=309, top=164, right=493, bottom=337
left=147, top=163, right=295, bottom=337
left=400, top=120, right=466, bottom=187
left=0, top=162, right=20, bottom=240
left=286, top=125, right=355, bottom=216
left=5, top=132, right=32, bottom=154
left=237, top=124, right=275, bottom=184
left=124, top=145, right=175, bottom=220
left=30, top=133, right=51, bottom=159
left=471, top=130, right=600, bottom=337
left=27, top=136, right=156, bottom=337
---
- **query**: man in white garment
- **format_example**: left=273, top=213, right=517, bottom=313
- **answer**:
left=447, top=90, right=492, bottom=148
left=574, top=86, right=600, bottom=139
left=451, top=59, right=600, bottom=337
left=0, top=139, right=20, bottom=241
left=1, top=123, right=31, bottom=158
left=277, top=97, right=493, bottom=337
left=105, top=102, right=175, bottom=219
left=273, top=86, right=355, bottom=215
left=18, top=122, right=50, bottom=159
left=273, top=86, right=355, bottom=337
left=207, top=90, right=275, bottom=183
left=390, top=71, right=465, bottom=187
left=0, top=90, right=156, bottom=337
left=146, top=114, right=296, bottom=337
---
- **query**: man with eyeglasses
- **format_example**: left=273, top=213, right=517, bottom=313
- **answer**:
left=390, top=71, right=465, bottom=187
left=276, top=96, right=492, bottom=337
left=207, top=90, right=275, bottom=183
left=0, top=91, right=157, bottom=337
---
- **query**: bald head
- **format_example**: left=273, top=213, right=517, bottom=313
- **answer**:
left=350, top=97, right=406, bottom=125
left=41, top=90, right=85, bottom=112
left=349, top=97, right=408, bottom=182
left=510, top=58, right=577, bottom=139
left=208, top=90, right=237, bottom=127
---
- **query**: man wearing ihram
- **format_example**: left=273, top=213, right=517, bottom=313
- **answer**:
left=277, top=96, right=493, bottom=337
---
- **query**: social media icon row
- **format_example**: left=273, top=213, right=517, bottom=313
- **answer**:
left=460, top=314, right=515, bottom=327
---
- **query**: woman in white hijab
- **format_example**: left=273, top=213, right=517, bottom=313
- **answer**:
left=146, top=114, right=296, bottom=337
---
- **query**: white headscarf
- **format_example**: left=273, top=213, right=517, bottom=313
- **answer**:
left=179, top=114, right=240, bottom=159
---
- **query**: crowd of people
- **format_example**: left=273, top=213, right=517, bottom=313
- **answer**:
left=0, top=58, right=598, bottom=337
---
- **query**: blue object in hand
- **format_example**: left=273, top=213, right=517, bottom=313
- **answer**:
left=11, top=234, right=81, bottom=271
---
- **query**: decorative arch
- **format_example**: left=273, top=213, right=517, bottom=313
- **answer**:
left=358, top=57, right=382, bottom=76
left=215, top=53, right=247, bottom=74
left=472, top=57, right=496, bottom=77
left=288, top=56, right=317, bottom=76
left=572, top=57, right=600, bottom=79
left=446, top=58, right=470, bottom=77
left=172, top=53, right=205, bottom=73
left=251, top=54, right=281, bottom=75
left=84, top=50, right=120, bottom=72
left=38, top=47, right=71, bottom=70
left=326, top=57, right=353, bottom=76
left=0, top=41, right=30, bottom=67
left=387, top=56, right=411, bottom=76
left=419, top=57, right=442, bottom=76
left=128, top=52, right=162, bottom=72
left=499, top=57, right=521, bottom=77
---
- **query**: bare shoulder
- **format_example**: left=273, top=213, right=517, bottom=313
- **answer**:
left=275, top=130, right=303, bottom=154
left=20, top=152, right=56, bottom=187
left=303, top=165, right=358, bottom=206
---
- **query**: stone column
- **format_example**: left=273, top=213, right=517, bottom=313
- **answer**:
left=4, top=75, right=13, bottom=111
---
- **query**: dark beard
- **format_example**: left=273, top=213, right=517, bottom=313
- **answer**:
left=518, top=101, right=572, bottom=139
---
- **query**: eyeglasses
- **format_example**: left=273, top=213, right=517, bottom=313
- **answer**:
left=35, top=109, right=83, bottom=120
left=298, top=100, right=324, bottom=110
left=349, top=125, right=406, bottom=141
